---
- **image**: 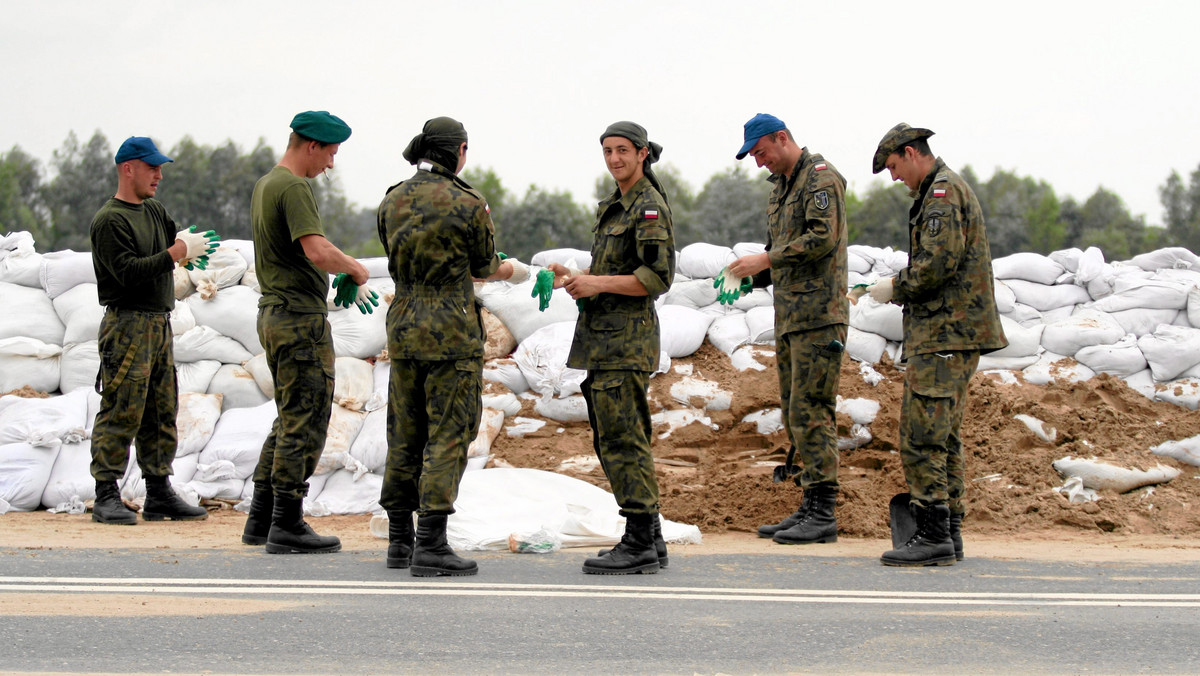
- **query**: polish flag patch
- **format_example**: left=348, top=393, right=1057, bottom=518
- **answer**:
left=932, top=188, right=947, bottom=198
left=815, top=163, right=827, bottom=171
left=644, top=209, right=659, bottom=219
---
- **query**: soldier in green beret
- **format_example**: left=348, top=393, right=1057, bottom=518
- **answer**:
left=727, top=114, right=849, bottom=547
left=855, top=123, right=1007, bottom=567
left=548, top=121, right=675, bottom=575
left=376, top=117, right=526, bottom=577
left=243, top=110, right=378, bottom=554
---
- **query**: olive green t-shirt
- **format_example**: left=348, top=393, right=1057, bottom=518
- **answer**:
left=250, top=165, right=328, bottom=313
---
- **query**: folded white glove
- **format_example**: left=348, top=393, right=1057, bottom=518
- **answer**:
left=508, top=259, right=530, bottom=285
left=176, top=228, right=212, bottom=260
left=869, top=277, right=895, bottom=304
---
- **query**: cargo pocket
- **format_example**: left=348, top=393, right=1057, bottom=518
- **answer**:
left=808, top=339, right=845, bottom=404
left=588, top=313, right=629, bottom=364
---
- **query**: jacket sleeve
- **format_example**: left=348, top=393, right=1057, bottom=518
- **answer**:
left=632, top=200, right=674, bottom=298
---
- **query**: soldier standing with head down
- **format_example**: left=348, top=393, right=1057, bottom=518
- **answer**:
left=548, top=121, right=675, bottom=575
left=376, top=117, right=526, bottom=577
left=726, top=113, right=849, bottom=547
left=855, top=123, right=1007, bottom=566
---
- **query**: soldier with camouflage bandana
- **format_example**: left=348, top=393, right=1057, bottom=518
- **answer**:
left=376, top=116, right=524, bottom=577
left=727, top=114, right=849, bottom=547
left=856, top=123, right=1007, bottom=567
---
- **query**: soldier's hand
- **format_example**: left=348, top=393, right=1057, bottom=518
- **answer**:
left=713, top=265, right=750, bottom=305
left=868, top=277, right=895, bottom=304
left=331, top=273, right=359, bottom=309
left=531, top=269, right=554, bottom=312
left=847, top=283, right=869, bottom=305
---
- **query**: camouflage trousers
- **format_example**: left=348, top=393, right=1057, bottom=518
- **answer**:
left=91, top=309, right=177, bottom=482
left=776, top=323, right=847, bottom=489
left=900, top=350, right=980, bottom=514
left=379, top=357, right=482, bottom=515
left=252, top=307, right=334, bottom=500
left=581, top=369, right=659, bottom=516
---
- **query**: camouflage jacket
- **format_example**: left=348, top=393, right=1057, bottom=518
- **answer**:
left=894, top=158, right=1007, bottom=357
left=759, top=150, right=849, bottom=335
left=567, top=176, right=675, bottom=371
left=377, top=159, right=501, bottom=360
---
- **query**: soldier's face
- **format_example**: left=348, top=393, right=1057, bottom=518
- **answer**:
left=126, top=160, right=163, bottom=200
left=747, top=133, right=788, bottom=175
left=307, top=142, right=340, bottom=179
left=603, top=137, right=647, bottom=185
left=885, top=148, right=922, bottom=191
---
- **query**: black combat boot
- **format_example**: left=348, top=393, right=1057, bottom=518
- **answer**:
left=411, top=514, right=478, bottom=577
left=949, top=511, right=964, bottom=561
left=143, top=475, right=208, bottom=521
left=757, top=504, right=807, bottom=538
left=265, top=495, right=341, bottom=554
left=386, top=510, right=415, bottom=569
left=880, top=503, right=956, bottom=567
left=582, top=513, right=659, bottom=575
left=596, top=515, right=669, bottom=568
left=92, top=480, right=137, bottom=525
left=241, top=483, right=274, bottom=545
left=773, top=485, right=838, bottom=545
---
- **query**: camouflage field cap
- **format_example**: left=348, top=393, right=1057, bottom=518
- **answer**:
left=871, top=123, right=934, bottom=174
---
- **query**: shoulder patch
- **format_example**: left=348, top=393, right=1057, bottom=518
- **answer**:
left=814, top=191, right=829, bottom=210
left=814, top=163, right=827, bottom=171
left=932, top=188, right=947, bottom=198
left=642, top=208, right=659, bottom=220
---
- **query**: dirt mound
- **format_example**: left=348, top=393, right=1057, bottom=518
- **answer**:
left=490, top=344, right=1200, bottom=538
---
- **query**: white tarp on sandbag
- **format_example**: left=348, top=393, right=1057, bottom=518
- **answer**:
left=657, top=304, right=713, bottom=358
left=39, top=250, right=95, bottom=300
left=185, top=284, right=263, bottom=355
left=0, top=439, right=61, bottom=512
left=677, top=243, right=735, bottom=280
left=52, top=283, right=103, bottom=345
left=1040, top=309, right=1125, bottom=356
left=1074, top=334, right=1148, bottom=376
left=187, top=243, right=248, bottom=297
left=174, top=325, right=254, bottom=364
left=530, top=248, right=591, bottom=270
left=992, top=252, right=1066, bottom=285
left=1003, top=279, right=1091, bottom=312
left=1138, top=325, right=1200, bottom=381
left=40, top=439, right=93, bottom=508
left=177, top=392, right=223, bottom=457
left=0, top=231, right=43, bottom=287
left=207, top=362, right=270, bottom=411
left=0, top=337, right=62, bottom=393
left=850, top=297, right=904, bottom=342
left=176, top=359, right=221, bottom=394
left=59, top=341, right=99, bottom=394
left=348, top=407, right=387, bottom=474
left=197, top=399, right=275, bottom=479
left=328, top=305, right=387, bottom=359
left=477, top=276, right=579, bottom=344
left=0, top=282, right=64, bottom=344
left=513, top=321, right=586, bottom=397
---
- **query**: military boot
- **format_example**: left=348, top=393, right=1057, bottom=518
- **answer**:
left=582, top=513, right=659, bottom=575
left=949, top=511, right=964, bottom=561
left=386, top=510, right=415, bottom=569
left=92, top=480, right=137, bottom=525
left=241, top=483, right=274, bottom=545
left=411, top=514, right=477, bottom=577
left=265, top=495, right=341, bottom=554
left=143, top=475, right=208, bottom=521
left=596, top=515, right=669, bottom=568
left=773, top=485, right=838, bottom=545
left=880, top=503, right=955, bottom=567
left=757, top=504, right=806, bottom=538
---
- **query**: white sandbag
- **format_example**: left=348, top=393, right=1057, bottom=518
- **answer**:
left=333, top=357, right=374, bottom=411
left=1040, top=309, right=1125, bottom=356
left=53, top=283, right=104, bottom=345
left=173, top=266, right=195, bottom=300
left=530, top=248, right=592, bottom=270
left=731, top=287, right=773, bottom=311
left=185, top=474, right=245, bottom=501
left=1138, top=325, right=1200, bottom=381
left=988, top=316, right=1043, bottom=359
left=1089, top=277, right=1192, bottom=313
left=207, top=362, right=270, bottom=411
left=850, top=297, right=904, bottom=342
left=314, top=405, right=369, bottom=475
left=677, top=243, right=735, bottom=280
left=1003, top=279, right=1091, bottom=312
left=1013, top=414, right=1057, bottom=443
left=170, top=302, right=196, bottom=336
left=1154, top=376, right=1200, bottom=410
left=39, top=250, right=95, bottom=299
left=482, top=307, right=517, bottom=360
left=347, top=407, right=387, bottom=473
left=992, top=280, right=1017, bottom=314
left=1121, top=369, right=1158, bottom=400
left=846, top=327, right=886, bottom=364
left=977, top=354, right=1039, bottom=372
left=241, top=353, right=272, bottom=397
left=0, top=439, right=61, bottom=511
left=328, top=305, right=388, bottom=359
left=848, top=252, right=871, bottom=275
left=1074, top=334, right=1148, bottom=376
left=174, top=325, right=254, bottom=364
left=59, top=340, right=100, bottom=394
left=0, top=337, right=62, bottom=394
left=185, top=285, right=263, bottom=355
left=477, top=276, right=579, bottom=344
left=197, top=399, right=275, bottom=479
left=219, top=239, right=255, bottom=267
left=670, top=377, right=732, bottom=411
left=1052, top=455, right=1180, bottom=492
left=468, top=408, right=505, bottom=458
left=657, top=304, right=713, bottom=358
left=1021, top=352, right=1095, bottom=385
left=836, top=397, right=880, bottom=425
left=745, top=306, right=775, bottom=344
left=1150, top=434, right=1200, bottom=467
left=483, top=358, right=529, bottom=393
left=1127, top=247, right=1199, bottom=272
left=1002, top=302, right=1044, bottom=326
left=731, top=241, right=766, bottom=259
left=661, top=278, right=720, bottom=310
left=0, top=232, right=43, bottom=287
left=707, top=312, right=749, bottom=355
left=1154, top=268, right=1200, bottom=287
left=534, top=393, right=590, bottom=422
left=1048, top=247, right=1085, bottom=273
left=176, top=359, right=221, bottom=394
left=1108, top=307, right=1178, bottom=336
left=0, top=281, right=65, bottom=344
left=176, top=392, right=223, bottom=457
left=40, top=439, right=94, bottom=508
left=240, top=268, right=260, bottom=293
left=1040, top=306, right=1075, bottom=325
left=187, top=242, right=248, bottom=296
left=992, top=252, right=1066, bottom=285
left=512, top=321, right=585, bottom=397
left=310, top=469, right=382, bottom=515
left=1187, top=286, right=1200, bottom=329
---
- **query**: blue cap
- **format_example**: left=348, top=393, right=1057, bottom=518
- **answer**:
left=114, top=136, right=173, bottom=165
left=735, top=113, right=787, bottom=160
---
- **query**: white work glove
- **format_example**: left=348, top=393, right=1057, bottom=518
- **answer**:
left=507, top=258, right=530, bottom=285
left=176, top=225, right=220, bottom=260
left=350, top=284, right=380, bottom=315
left=868, top=277, right=895, bottom=304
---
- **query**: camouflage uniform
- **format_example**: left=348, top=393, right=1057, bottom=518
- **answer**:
left=251, top=165, right=336, bottom=500
left=568, top=176, right=675, bottom=516
left=376, top=159, right=500, bottom=515
left=758, top=150, right=849, bottom=489
left=893, top=157, right=1007, bottom=511
left=89, top=197, right=180, bottom=482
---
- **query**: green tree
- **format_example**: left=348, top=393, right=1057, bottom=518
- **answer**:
left=1160, top=165, right=1200, bottom=251
left=157, top=137, right=277, bottom=240
left=963, top=166, right=1066, bottom=256
left=591, top=162, right=698, bottom=245
left=0, top=146, right=49, bottom=244
left=846, top=180, right=909, bottom=248
left=461, top=166, right=510, bottom=225
left=41, top=130, right=114, bottom=251
left=687, top=165, right=771, bottom=247
left=496, top=185, right=591, bottom=260
left=1061, top=188, right=1150, bottom=260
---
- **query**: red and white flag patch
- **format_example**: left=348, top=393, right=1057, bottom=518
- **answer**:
left=932, top=188, right=947, bottom=198
left=815, top=163, right=827, bottom=171
left=643, top=209, right=659, bottom=220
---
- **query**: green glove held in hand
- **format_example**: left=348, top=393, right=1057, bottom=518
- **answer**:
left=331, top=273, right=359, bottom=309
left=351, top=284, right=380, bottom=314
left=531, top=268, right=554, bottom=312
left=713, top=265, right=751, bottom=305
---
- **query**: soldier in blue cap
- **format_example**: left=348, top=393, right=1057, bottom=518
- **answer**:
left=725, top=114, right=849, bottom=547
left=243, top=111, right=378, bottom=554
left=89, top=136, right=217, bottom=525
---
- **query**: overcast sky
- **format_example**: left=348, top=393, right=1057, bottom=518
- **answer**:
left=4, top=1, right=1197, bottom=231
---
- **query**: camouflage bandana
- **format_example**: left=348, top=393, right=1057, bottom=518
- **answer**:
left=600, top=121, right=668, bottom=205
left=403, top=116, right=468, bottom=168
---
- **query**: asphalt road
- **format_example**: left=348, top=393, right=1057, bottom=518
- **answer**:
left=1, top=546, right=1197, bottom=675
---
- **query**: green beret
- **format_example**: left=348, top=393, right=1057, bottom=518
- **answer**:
left=872, top=123, right=934, bottom=174
left=290, top=110, right=352, bottom=144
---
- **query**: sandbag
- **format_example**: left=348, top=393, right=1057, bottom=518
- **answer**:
left=220, top=239, right=255, bottom=267
left=677, top=243, right=735, bottom=280
left=333, top=357, right=375, bottom=411
left=512, top=321, right=586, bottom=397
left=314, top=405, right=369, bottom=476
left=477, top=276, right=579, bottom=344
left=185, top=284, right=264, bottom=355
left=1153, top=376, right=1200, bottom=410
left=992, top=280, right=1017, bottom=314
left=173, top=266, right=195, bottom=300
left=0, top=281, right=65, bottom=344
left=59, top=340, right=100, bottom=394
left=311, top=469, right=382, bottom=515
left=1040, top=309, right=1124, bottom=356
left=197, top=399, right=276, bottom=479
left=530, top=248, right=592, bottom=270
left=0, top=440, right=61, bottom=512
left=40, top=439, right=94, bottom=508
left=0, top=231, right=43, bottom=287
left=1003, top=279, right=1091, bottom=312
left=1108, top=307, right=1178, bottom=337
left=482, top=308, right=517, bottom=360
left=1137, top=325, right=1200, bottom=381
left=977, top=354, right=1039, bottom=372
left=0, top=337, right=62, bottom=394
left=731, top=287, right=773, bottom=311
left=1127, top=247, right=1199, bottom=272
left=177, top=392, right=223, bottom=457
left=176, top=359, right=222, bottom=394
left=992, top=252, right=1066, bottom=285
left=658, top=305, right=713, bottom=358
left=170, top=302, right=197, bottom=336
left=174, top=325, right=254, bottom=364
left=0, top=387, right=90, bottom=448
left=850, top=297, right=903, bottom=342
left=482, top=358, right=529, bottom=393
left=241, top=353, right=272, bottom=397
left=52, top=282, right=104, bottom=345
left=207, top=362, right=270, bottom=411
left=1074, top=334, right=1147, bottom=376
left=745, top=306, right=775, bottom=344
left=846, top=327, right=886, bottom=364
left=988, top=316, right=1043, bottom=359
left=707, top=312, right=749, bottom=355
left=347, top=407, right=387, bottom=473
left=468, top=408, right=505, bottom=458
left=39, top=250, right=95, bottom=300
left=661, top=278, right=719, bottom=310
left=1048, top=247, right=1085, bottom=273
left=1021, top=352, right=1095, bottom=385
left=187, top=242, right=248, bottom=296
left=1088, top=277, right=1192, bottom=313
left=328, top=305, right=388, bottom=359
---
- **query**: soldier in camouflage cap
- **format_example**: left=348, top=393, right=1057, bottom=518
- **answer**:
left=727, top=113, right=849, bottom=548
left=854, top=123, right=1007, bottom=567
left=548, top=121, right=676, bottom=575
left=377, top=116, right=525, bottom=577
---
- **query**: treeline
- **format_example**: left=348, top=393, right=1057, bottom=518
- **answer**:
left=4, top=131, right=1200, bottom=262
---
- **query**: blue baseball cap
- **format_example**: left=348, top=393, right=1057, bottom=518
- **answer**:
left=114, top=136, right=173, bottom=166
left=735, top=113, right=787, bottom=160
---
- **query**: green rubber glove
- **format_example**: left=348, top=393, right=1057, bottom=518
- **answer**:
left=183, top=255, right=209, bottom=271
left=531, top=268, right=554, bottom=312
left=331, top=273, right=359, bottom=309
left=497, top=252, right=509, bottom=261
left=713, top=265, right=750, bottom=305
left=351, top=284, right=380, bottom=314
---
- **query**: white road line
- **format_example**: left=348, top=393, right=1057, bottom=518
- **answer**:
left=0, top=577, right=1197, bottom=607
